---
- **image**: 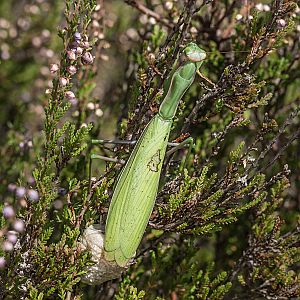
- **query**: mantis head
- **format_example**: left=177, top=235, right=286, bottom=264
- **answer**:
left=183, top=42, right=207, bottom=64
left=159, top=42, right=207, bottom=120
left=176, top=43, right=206, bottom=81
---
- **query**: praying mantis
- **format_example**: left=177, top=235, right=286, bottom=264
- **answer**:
left=82, top=43, right=207, bottom=283
left=102, top=42, right=207, bottom=267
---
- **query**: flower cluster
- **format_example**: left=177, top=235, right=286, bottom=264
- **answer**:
left=48, top=31, right=95, bottom=105
left=0, top=184, right=40, bottom=267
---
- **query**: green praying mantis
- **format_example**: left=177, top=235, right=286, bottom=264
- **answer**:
left=93, top=43, right=207, bottom=268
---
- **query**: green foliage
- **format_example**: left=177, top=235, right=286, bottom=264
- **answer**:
left=124, top=238, right=232, bottom=299
left=0, top=0, right=100, bottom=298
left=229, top=141, right=245, bottom=163
left=232, top=177, right=300, bottom=298
left=183, top=263, right=232, bottom=300
left=0, top=0, right=299, bottom=299
left=116, top=276, right=146, bottom=300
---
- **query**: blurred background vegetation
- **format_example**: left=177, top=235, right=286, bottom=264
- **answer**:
left=0, top=0, right=299, bottom=299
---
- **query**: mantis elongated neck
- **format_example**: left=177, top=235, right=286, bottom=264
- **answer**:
left=158, top=62, right=198, bottom=120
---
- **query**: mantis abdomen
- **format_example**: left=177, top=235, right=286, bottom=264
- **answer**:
left=104, top=115, right=172, bottom=266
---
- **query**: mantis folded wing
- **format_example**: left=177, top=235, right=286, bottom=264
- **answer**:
left=104, top=43, right=206, bottom=267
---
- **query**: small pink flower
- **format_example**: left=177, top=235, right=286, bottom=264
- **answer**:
left=13, top=219, right=25, bottom=233
left=27, top=189, right=39, bottom=202
left=76, top=47, right=83, bottom=55
left=81, top=41, right=90, bottom=49
left=0, top=257, right=6, bottom=269
left=255, top=3, right=264, bottom=11
left=74, top=32, right=81, bottom=41
left=2, top=205, right=15, bottom=219
left=59, top=77, right=69, bottom=87
left=7, top=183, right=17, bottom=192
left=50, top=63, right=59, bottom=74
left=67, top=65, right=77, bottom=75
left=6, top=231, right=18, bottom=244
left=16, top=187, right=26, bottom=198
left=65, top=91, right=76, bottom=101
left=277, top=19, right=286, bottom=27
left=67, top=49, right=76, bottom=61
left=82, top=52, right=94, bottom=64
left=2, top=241, right=14, bottom=252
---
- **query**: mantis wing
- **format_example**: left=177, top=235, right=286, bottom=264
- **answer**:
left=104, top=115, right=172, bottom=267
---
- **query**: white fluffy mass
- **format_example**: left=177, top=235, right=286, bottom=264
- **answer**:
left=79, top=224, right=126, bottom=285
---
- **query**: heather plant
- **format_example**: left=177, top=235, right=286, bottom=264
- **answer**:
left=0, top=0, right=299, bottom=299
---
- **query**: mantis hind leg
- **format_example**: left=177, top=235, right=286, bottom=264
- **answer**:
left=89, top=138, right=192, bottom=188
left=89, top=140, right=127, bottom=190
left=90, top=138, right=193, bottom=167
left=89, top=140, right=127, bottom=179
left=166, top=137, right=194, bottom=157
left=92, top=139, right=181, bottom=148
left=159, top=137, right=194, bottom=191
left=165, top=137, right=195, bottom=172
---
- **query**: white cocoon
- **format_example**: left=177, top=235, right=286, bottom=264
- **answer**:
left=79, top=224, right=126, bottom=285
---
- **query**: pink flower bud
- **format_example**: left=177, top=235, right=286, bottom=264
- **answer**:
left=165, top=1, right=173, bottom=10
left=67, top=65, right=77, bottom=75
left=92, top=20, right=100, bottom=28
left=27, top=189, right=39, bottom=202
left=82, top=52, right=94, bottom=65
left=277, top=19, right=286, bottom=27
left=0, top=257, right=6, bottom=269
left=16, top=187, right=26, bottom=198
left=7, top=183, right=17, bottom=192
left=67, top=49, right=76, bottom=60
left=76, top=47, right=83, bottom=55
left=13, top=219, right=25, bottom=233
left=2, top=206, right=15, bottom=219
left=65, top=91, right=76, bottom=101
left=255, top=3, right=264, bottom=11
left=59, top=77, right=69, bottom=86
left=95, top=108, right=103, bottom=117
left=2, top=241, right=13, bottom=252
left=6, top=231, right=18, bottom=244
left=18, top=198, right=28, bottom=208
left=236, top=14, right=243, bottom=21
left=27, top=175, right=35, bottom=185
left=74, top=32, right=81, bottom=41
left=87, top=102, right=95, bottom=110
left=81, top=41, right=90, bottom=49
left=50, top=63, right=59, bottom=74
